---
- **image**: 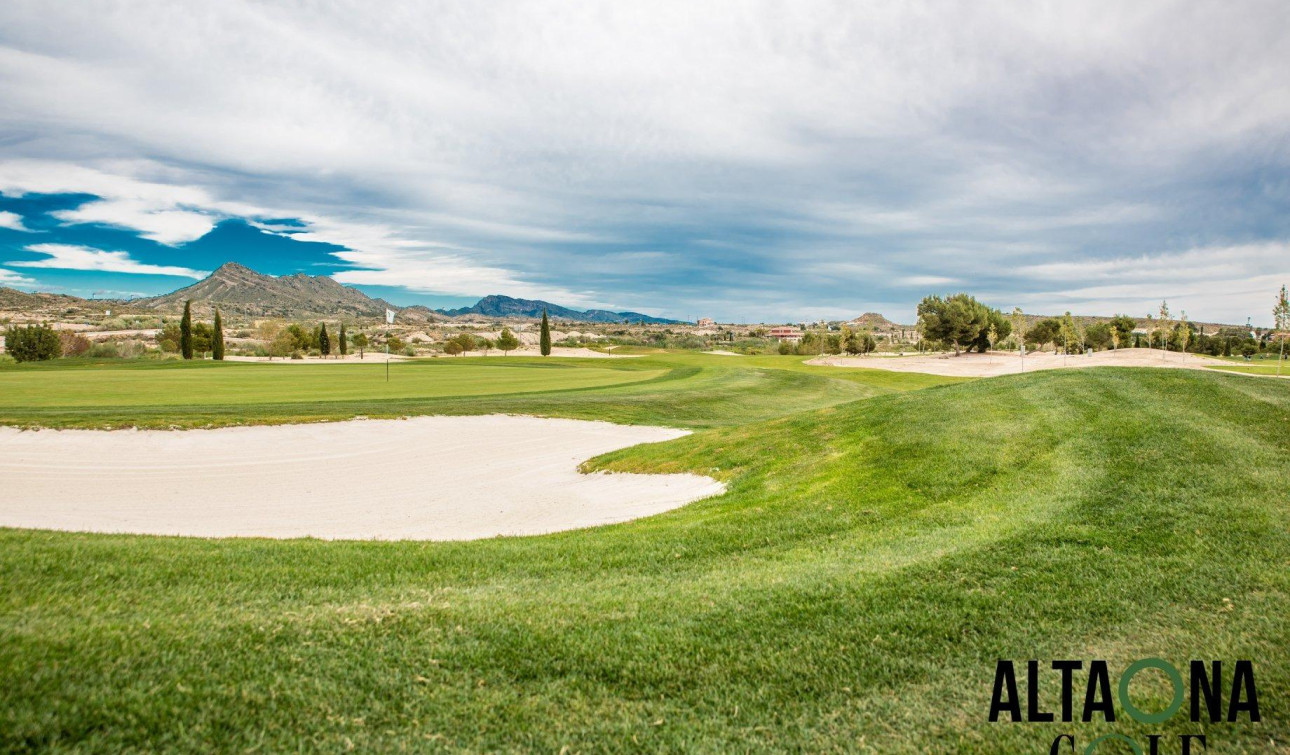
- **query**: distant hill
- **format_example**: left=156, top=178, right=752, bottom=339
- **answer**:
left=133, top=262, right=440, bottom=322
left=440, top=294, right=680, bottom=324
left=847, top=312, right=902, bottom=330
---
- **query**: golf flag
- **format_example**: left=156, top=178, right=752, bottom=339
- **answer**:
left=386, top=308, right=395, bottom=325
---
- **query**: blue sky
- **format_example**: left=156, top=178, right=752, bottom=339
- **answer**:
left=1, top=1, right=1288, bottom=324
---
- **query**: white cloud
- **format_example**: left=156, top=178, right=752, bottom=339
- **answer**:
left=10, top=243, right=209, bottom=278
left=0, top=267, right=36, bottom=286
left=0, top=211, right=32, bottom=232
left=0, top=2, right=1286, bottom=321
left=997, top=241, right=1290, bottom=325
left=897, top=275, right=959, bottom=288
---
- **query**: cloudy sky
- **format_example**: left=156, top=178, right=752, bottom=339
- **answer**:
left=1, top=1, right=1287, bottom=324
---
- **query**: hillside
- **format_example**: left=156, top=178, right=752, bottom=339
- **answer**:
left=441, top=294, right=680, bottom=324
left=133, top=262, right=438, bottom=322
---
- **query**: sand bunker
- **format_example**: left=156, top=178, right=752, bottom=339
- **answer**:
left=0, top=416, right=723, bottom=540
left=808, top=347, right=1247, bottom=378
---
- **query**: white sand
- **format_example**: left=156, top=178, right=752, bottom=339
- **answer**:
left=0, top=416, right=724, bottom=541
left=466, top=346, right=634, bottom=358
left=702, top=350, right=743, bottom=356
left=807, top=347, right=1249, bottom=377
left=222, top=352, right=412, bottom=363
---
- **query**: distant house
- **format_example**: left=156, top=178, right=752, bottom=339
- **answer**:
left=696, top=317, right=715, bottom=327
left=768, top=326, right=803, bottom=342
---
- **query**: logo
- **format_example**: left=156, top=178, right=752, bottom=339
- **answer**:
left=989, top=658, right=1261, bottom=753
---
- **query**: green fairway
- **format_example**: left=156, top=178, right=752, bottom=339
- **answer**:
left=1, top=358, right=1288, bottom=752
left=0, top=352, right=960, bottom=428
left=1206, top=358, right=1289, bottom=377
left=0, top=358, right=664, bottom=408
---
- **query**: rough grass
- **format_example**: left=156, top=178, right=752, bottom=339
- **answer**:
left=0, top=362, right=1287, bottom=752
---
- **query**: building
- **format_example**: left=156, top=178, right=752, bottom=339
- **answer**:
left=768, top=326, right=803, bottom=342
left=696, top=317, right=715, bottom=327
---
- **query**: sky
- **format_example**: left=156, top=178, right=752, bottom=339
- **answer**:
left=0, top=1, right=1288, bottom=324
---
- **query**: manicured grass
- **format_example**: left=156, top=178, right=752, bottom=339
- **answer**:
left=0, top=358, right=664, bottom=408
left=0, top=352, right=961, bottom=429
left=1207, top=357, right=1288, bottom=376
left=1, top=362, right=1287, bottom=752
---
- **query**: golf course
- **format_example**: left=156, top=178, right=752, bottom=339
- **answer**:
left=1, top=352, right=1287, bottom=752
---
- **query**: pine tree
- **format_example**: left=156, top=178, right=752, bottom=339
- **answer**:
left=180, top=300, right=194, bottom=360
left=338, top=322, right=348, bottom=357
left=539, top=309, right=552, bottom=356
left=319, top=323, right=331, bottom=358
left=212, top=309, right=225, bottom=361
left=1274, top=284, right=1289, bottom=377
left=497, top=327, right=519, bottom=355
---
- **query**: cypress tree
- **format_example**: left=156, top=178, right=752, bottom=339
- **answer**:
left=180, top=300, right=194, bottom=359
left=212, top=309, right=225, bottom=361
left=319, top=323, right=331, bottom=357
left=338, top=322, right=348, bottom=357
left=539, top=308, right=552, bottom=356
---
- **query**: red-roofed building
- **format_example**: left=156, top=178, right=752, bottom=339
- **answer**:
left=768, top=326, right=803, bottom=342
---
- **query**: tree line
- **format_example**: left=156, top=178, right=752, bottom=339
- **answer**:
left=916, top=290, right=1290, bottom=360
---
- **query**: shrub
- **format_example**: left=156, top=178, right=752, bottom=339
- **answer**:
left=87, top=342, right=120, bottom=358
left=59, top=331, right=92, bottom=357
left=4, top=323, right=62, bottom=362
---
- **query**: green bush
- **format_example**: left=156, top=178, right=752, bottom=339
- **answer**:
left=4, top=324, right=62, bottom=362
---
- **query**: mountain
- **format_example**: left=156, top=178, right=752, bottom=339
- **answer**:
left=441, top=294, right=680, bottom=324
left=133, top=262, right=440, bottom=321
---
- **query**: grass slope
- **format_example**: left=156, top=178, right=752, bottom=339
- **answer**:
left=1, top=366, right=1287, bottom=752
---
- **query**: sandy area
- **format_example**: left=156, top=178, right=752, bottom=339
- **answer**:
left=222, top=352, right=412, bottom=363
left=467, top=346, right=634, bottom=358
left=0, top=416, right=723, bottom=540
left=702, top=350, right=743, bottom=356
left=807, top=347, right=1243, bottom=377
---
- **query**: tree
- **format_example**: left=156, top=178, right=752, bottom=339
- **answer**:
left=338, top=322, right=348, bottom=357
left=268, top=329, right=296, bottom=360
left=1108, top=315, right=1136, bottom=347
left=319, top=323, right=331, bottom=357
left=1158, top=301, right=1172, bottom=354
left=180, top=300, right=194, bottom=359
left=158, top=321, right=182, bottom=353
left=443, top=341, right=463, bottom=356
left=352, top=332, right=368, bottom=359
left=1275, top=284, right=1289, bottom=376
left=192, top=322, right=213, bottom=357
left=497, top=327, right=519, bottom=355
left=450, top=332, right=476, bottom=355
left=986, top=323, right=998, bottom=353
left=917, top=294, right=986, bottom=355
left=1085, top=322, right=1113, bottom=351
left=539, top=309, right=552, bottom=356
left=212, top=309, right=225, bottom=361
left=1059, top=312, right=1080, bottom=354
left=3, top=323, right=61, bottom=362
left=1009, top=308, right=1026, bottom=351
left=1026, top=319, right=1061, bottom=351
left=859, top=330, right=877, bottom=355
left=842, top=327, right=860, bottom=355
left=1175, top=312, right=1191, bottom=354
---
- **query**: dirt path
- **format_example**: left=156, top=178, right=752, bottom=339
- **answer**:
left=0, top=416, right=723, bottom=540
